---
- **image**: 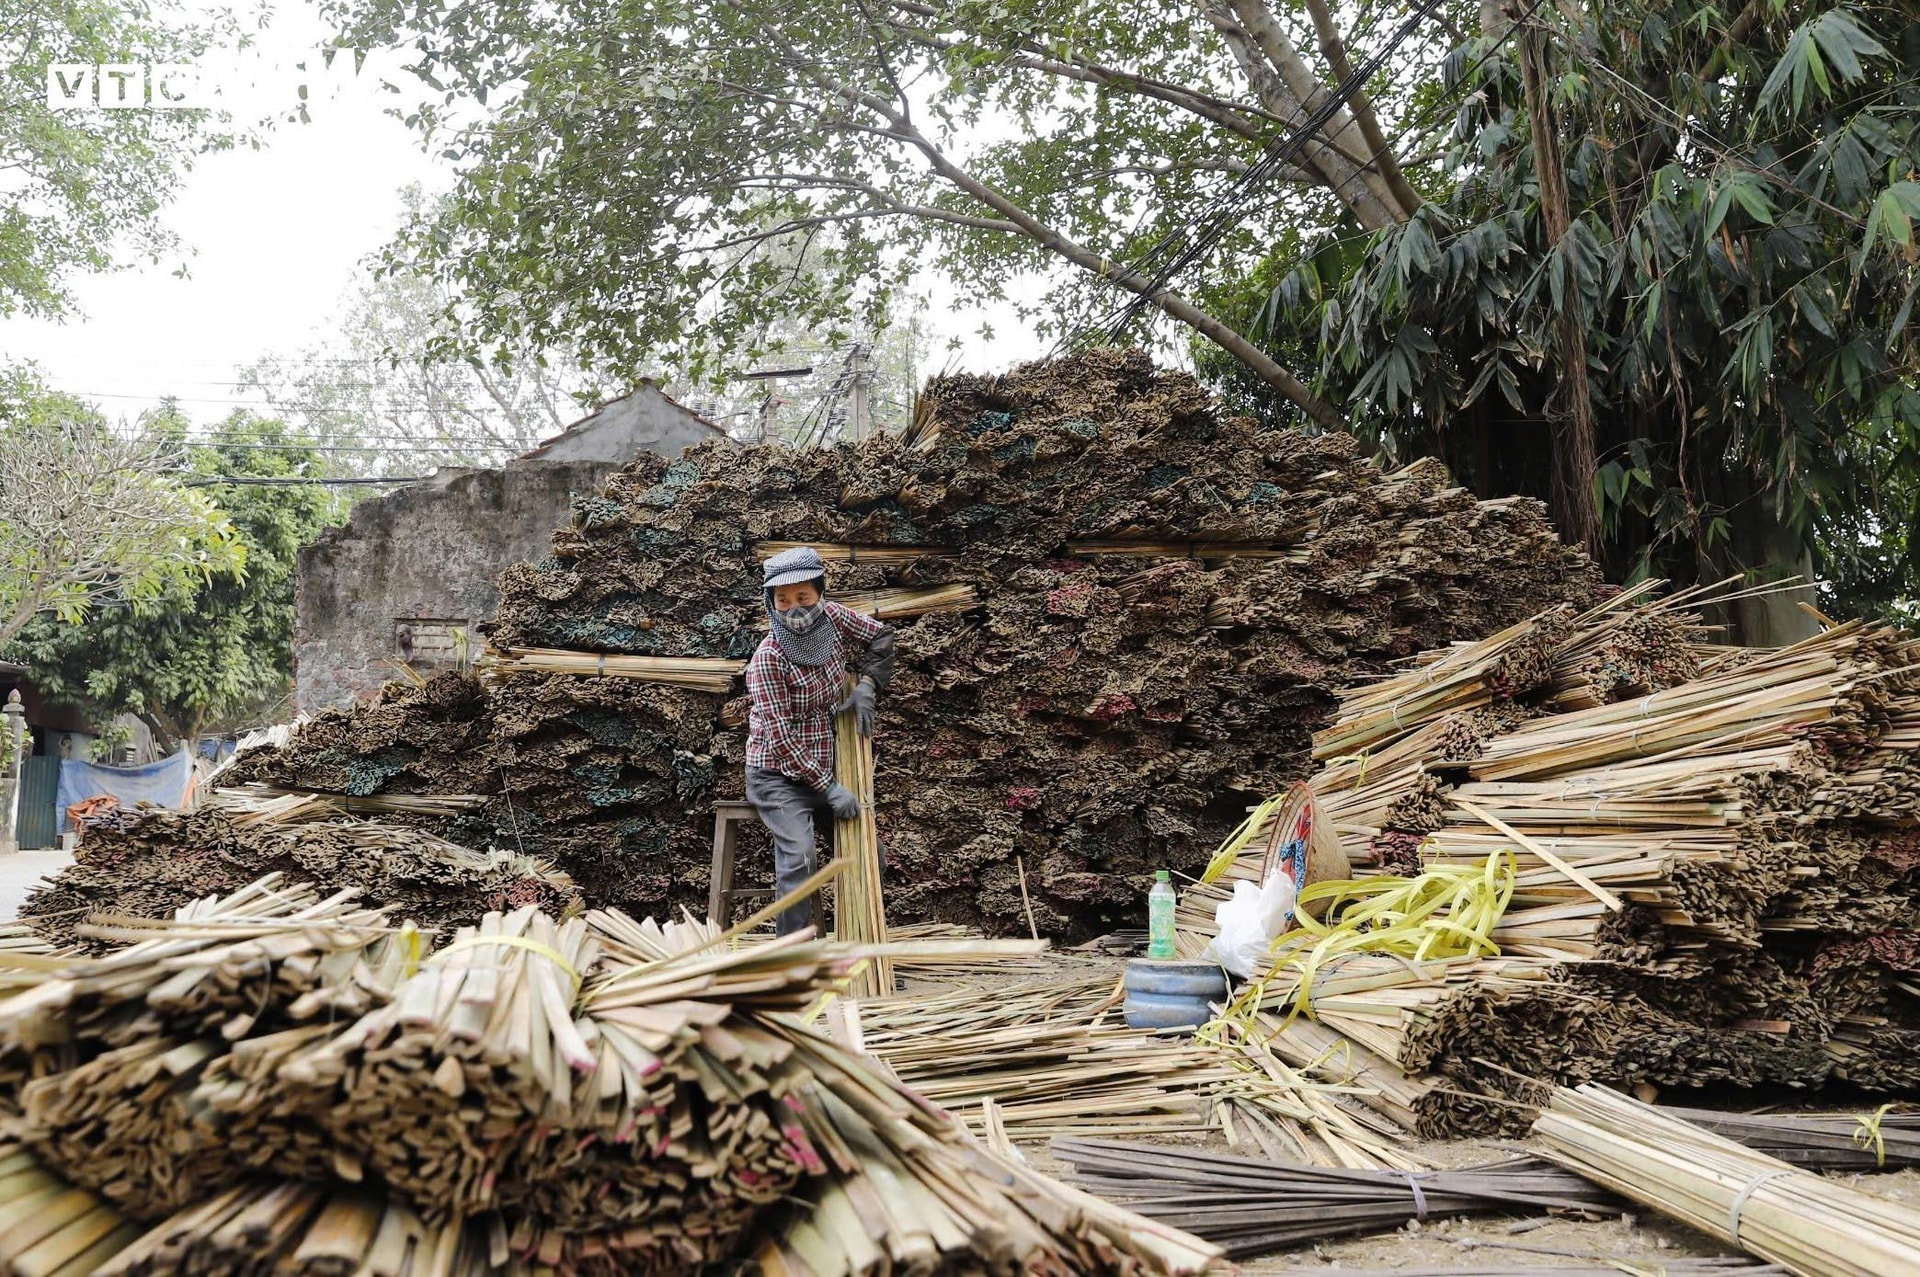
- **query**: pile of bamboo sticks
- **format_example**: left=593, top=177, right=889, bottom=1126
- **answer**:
left=1534, top=1086, right=1920, bottom=1276
left=850, top=972, right=1413, bottom=1168
left=1052, top=1139, right=1617, bottom=1258
left=1186, top=586, right=1920, bottom=1134
left=0, top=882, right=1220, bottom=1275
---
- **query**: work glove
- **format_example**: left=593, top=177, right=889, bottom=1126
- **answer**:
left=834, top=678, right=878, bottom=736
left=825, top=782, right=862, bottom=821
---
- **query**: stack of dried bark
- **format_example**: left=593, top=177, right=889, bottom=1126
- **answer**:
left=219, top=350, right=1595, bottom=936
left=0, top=881, right=1221, bottom=1276
left=1184, top=586, right=1920, bottom=1134
left=19, top=803, right=577, bottom=950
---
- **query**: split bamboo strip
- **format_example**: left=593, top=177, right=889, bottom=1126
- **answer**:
left=758, top=539, right=1310, bottom=565
left=832, top=690, right=889, bottom=998
left=208, top=786, right=490, bottom=818
left=756, top=541, right=954, bottom=565
left=1535, top=1086, right=1920, bottom=1277
left=478, top=646, right=745, bottom=691
left=1067, top=539, right=1304, bottom=561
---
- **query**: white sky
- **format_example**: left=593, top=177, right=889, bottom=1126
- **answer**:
left=0, top=3, right=1041, bottom=432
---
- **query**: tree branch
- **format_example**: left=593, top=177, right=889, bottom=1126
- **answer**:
left=814, top=74, right=1344, bottom=427
left=1300, top=0, right=1423, bottom=215
left=1211, top=0, right=1411, bottom=227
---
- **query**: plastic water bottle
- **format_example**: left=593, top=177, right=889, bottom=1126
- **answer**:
left=1147, top=870, right=1177, bottom=959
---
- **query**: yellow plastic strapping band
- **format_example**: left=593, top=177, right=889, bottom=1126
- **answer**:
left=398, top=925, right=425, bottom=980
left=1325, top=751, right=1372, bottom=789
left=1855, top=1102, right=1896, bottom=1167
left=438, top=934, right=583, bottom=993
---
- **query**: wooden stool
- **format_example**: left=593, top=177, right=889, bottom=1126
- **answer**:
left=708, top=799, right=773, bottom=924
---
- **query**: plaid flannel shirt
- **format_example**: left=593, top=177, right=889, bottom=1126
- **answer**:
left=745, top=600, right=889, bottom=791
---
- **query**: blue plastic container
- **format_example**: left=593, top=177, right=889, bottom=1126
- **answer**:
left=1123, top=958, right=1228, bottom=1031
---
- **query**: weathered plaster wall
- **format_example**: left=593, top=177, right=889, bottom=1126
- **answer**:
left=294, top=460, right=618, bottom=712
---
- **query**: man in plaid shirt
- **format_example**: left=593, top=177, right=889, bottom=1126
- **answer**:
left=746, top=545, right=895, bottom=935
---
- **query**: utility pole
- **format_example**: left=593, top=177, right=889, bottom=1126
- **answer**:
left=847, top=344, right=871, bottom=442
left=0, top=691, right=25, bottom=854
left=740, top=366, right=812, bottom=445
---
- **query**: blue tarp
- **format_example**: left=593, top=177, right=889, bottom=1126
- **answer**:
left=56, top=748, right=195, bottom=830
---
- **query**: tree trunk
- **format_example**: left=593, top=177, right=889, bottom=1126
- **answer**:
left=1516, top=20, right=1601, bottom=555
left=1200, top=0, right=1412, bottom=230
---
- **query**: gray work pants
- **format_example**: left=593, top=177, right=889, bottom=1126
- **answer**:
left=746, top=766, right=835, bottom=937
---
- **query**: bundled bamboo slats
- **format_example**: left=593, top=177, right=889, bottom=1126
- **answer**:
left=478, top=647, right=746, bottom=691
left=1188, top=588, right=1920, bottom=1136
left=0, top=883, right=1220, bottom=1276
left=1658, top=1106, right=1920, bottom=1172
left=832, top=693, right=890, bottom=998
left=1535, top=1086, right=1920, bottom=1277
left=850, top=972, right=1413, bottom=1169
left=1053, top=1139, right=1617, bottom=1258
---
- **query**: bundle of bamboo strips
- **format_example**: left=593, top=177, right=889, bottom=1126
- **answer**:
left=279, top=906, right=602, bottom=1218
left=0, top=880, right=1214, bottom=1274
left=207, top=786, right=489, bottom=818
left=477, top=647, right=745, bottom=691
left=851, top=973, right=1411, bottom=1168
left=0, top=882, right=408, bottom=1213
left=751, top=583, right=979, bottom=626
left=0, top=1142, right=509, bottom=1277
left=1658, top=1106, right=1920, bottom=1172
left=1534, top=1086, right=1920, bottom=1276
left=1310, top=608, right=1574, bottom=763
left=1052, top=1139, right=1616, bottom=1258
left=832, top=693, right=889, bottom=998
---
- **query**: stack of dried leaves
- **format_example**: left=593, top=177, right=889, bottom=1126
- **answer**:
left=22, top=806, right=577, bottom=949
left=221, top=350, right=1597, bottom=936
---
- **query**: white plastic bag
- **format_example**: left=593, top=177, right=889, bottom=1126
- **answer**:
left=1203, top=864, right=1298, bottom=979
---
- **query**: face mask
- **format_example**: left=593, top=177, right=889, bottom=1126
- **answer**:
left=779, top=601, right=825, bottom=634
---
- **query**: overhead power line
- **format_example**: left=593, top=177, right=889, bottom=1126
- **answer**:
left=1085, top=0, right=1452, bottom=346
